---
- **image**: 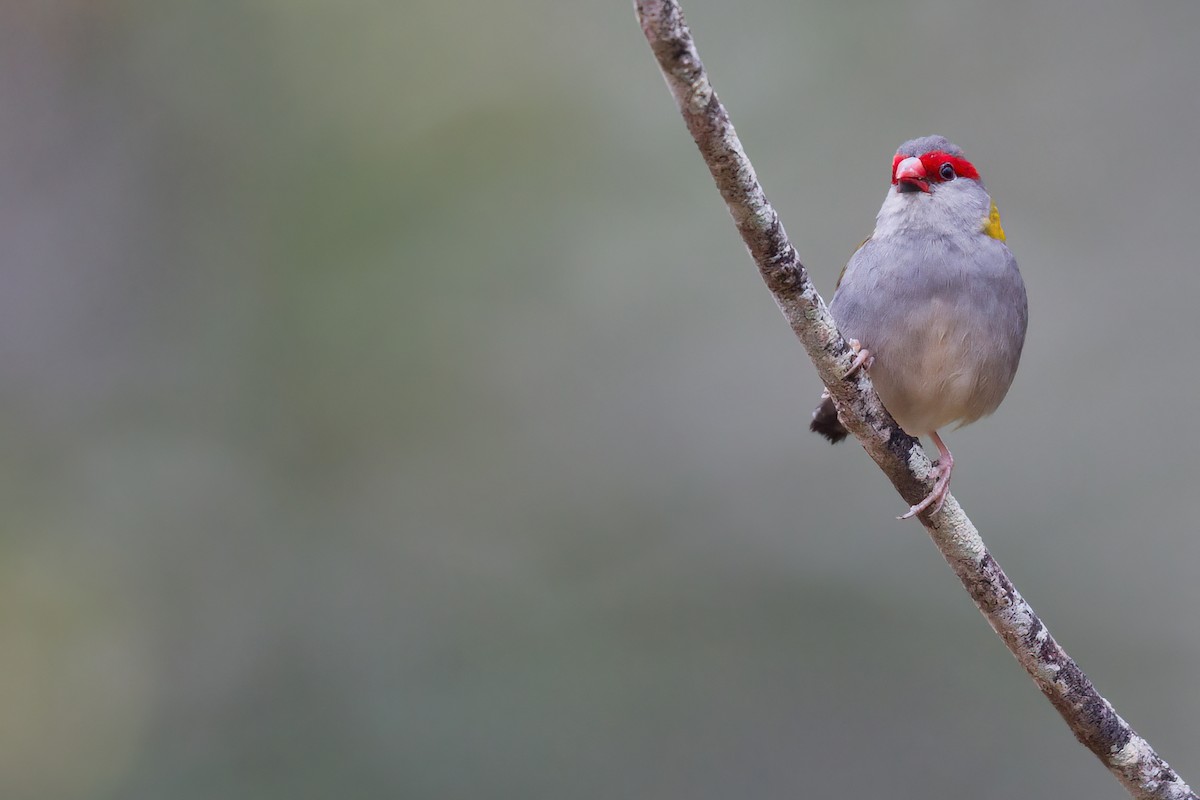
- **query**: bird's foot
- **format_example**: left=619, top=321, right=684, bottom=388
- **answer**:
left=899, top=433, right=954, bottom=520
left=844, top=339, right=874, bottom=379
left=899, top=461, right=951, bottom=519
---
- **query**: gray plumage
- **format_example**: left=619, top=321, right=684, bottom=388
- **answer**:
left=812, top=135, right=1027, bottom=444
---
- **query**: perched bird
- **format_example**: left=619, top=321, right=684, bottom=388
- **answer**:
left=810, top=135, right=1027, bottom=518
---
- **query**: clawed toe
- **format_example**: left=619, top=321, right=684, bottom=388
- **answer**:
left=844, top=339, right=874, bottom=379
left=899, top=461, right=952, bottom=519
left=898, top=432, right=955, bottom=520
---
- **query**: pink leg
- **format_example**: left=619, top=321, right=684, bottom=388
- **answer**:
left=844, top=339, right=874, bottom=379
left=899, top=431, right=954, bottom=520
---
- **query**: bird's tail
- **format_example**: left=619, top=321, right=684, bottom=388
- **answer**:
left=810, top=394, right=849, bottom=443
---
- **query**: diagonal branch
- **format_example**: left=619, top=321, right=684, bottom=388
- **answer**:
left=634, top=1, right=1195, bottom=798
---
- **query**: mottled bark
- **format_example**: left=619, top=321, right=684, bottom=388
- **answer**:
left=634, top=1, right=1195, bottom=798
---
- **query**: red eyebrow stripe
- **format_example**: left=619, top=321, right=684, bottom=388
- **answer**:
left=920, top=151, right=979, bottom=181
left=890, top=151, right=980, bottom=183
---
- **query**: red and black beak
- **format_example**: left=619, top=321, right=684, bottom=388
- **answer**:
left=893, top=156, right=930, bottom=194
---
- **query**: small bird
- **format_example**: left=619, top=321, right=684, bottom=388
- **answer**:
left=810, top=135, right=1028, bottom=518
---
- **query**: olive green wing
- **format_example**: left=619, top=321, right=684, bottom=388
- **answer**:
left=835, top=236, right=872, bottom=293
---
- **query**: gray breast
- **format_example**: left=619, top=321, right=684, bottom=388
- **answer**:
left=830, top=234, right=1027, bottom=435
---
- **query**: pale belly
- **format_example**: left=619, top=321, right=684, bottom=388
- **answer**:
left=862, top=299, right=1014, bottom=436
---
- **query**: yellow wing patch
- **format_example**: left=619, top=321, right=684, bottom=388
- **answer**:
left=983, top=201, right=1007, bottom=242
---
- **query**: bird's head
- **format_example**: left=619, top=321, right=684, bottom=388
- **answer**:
left=890, top=135, right=980, bottom=195
left=876, top=135, right=1002, bottom=240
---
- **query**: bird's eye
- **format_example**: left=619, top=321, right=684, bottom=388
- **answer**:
left=939, top=163, right=956, bottom=181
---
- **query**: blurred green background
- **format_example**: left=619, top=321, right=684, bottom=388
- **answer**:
left=4, top=1, right=1199, bottom=798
